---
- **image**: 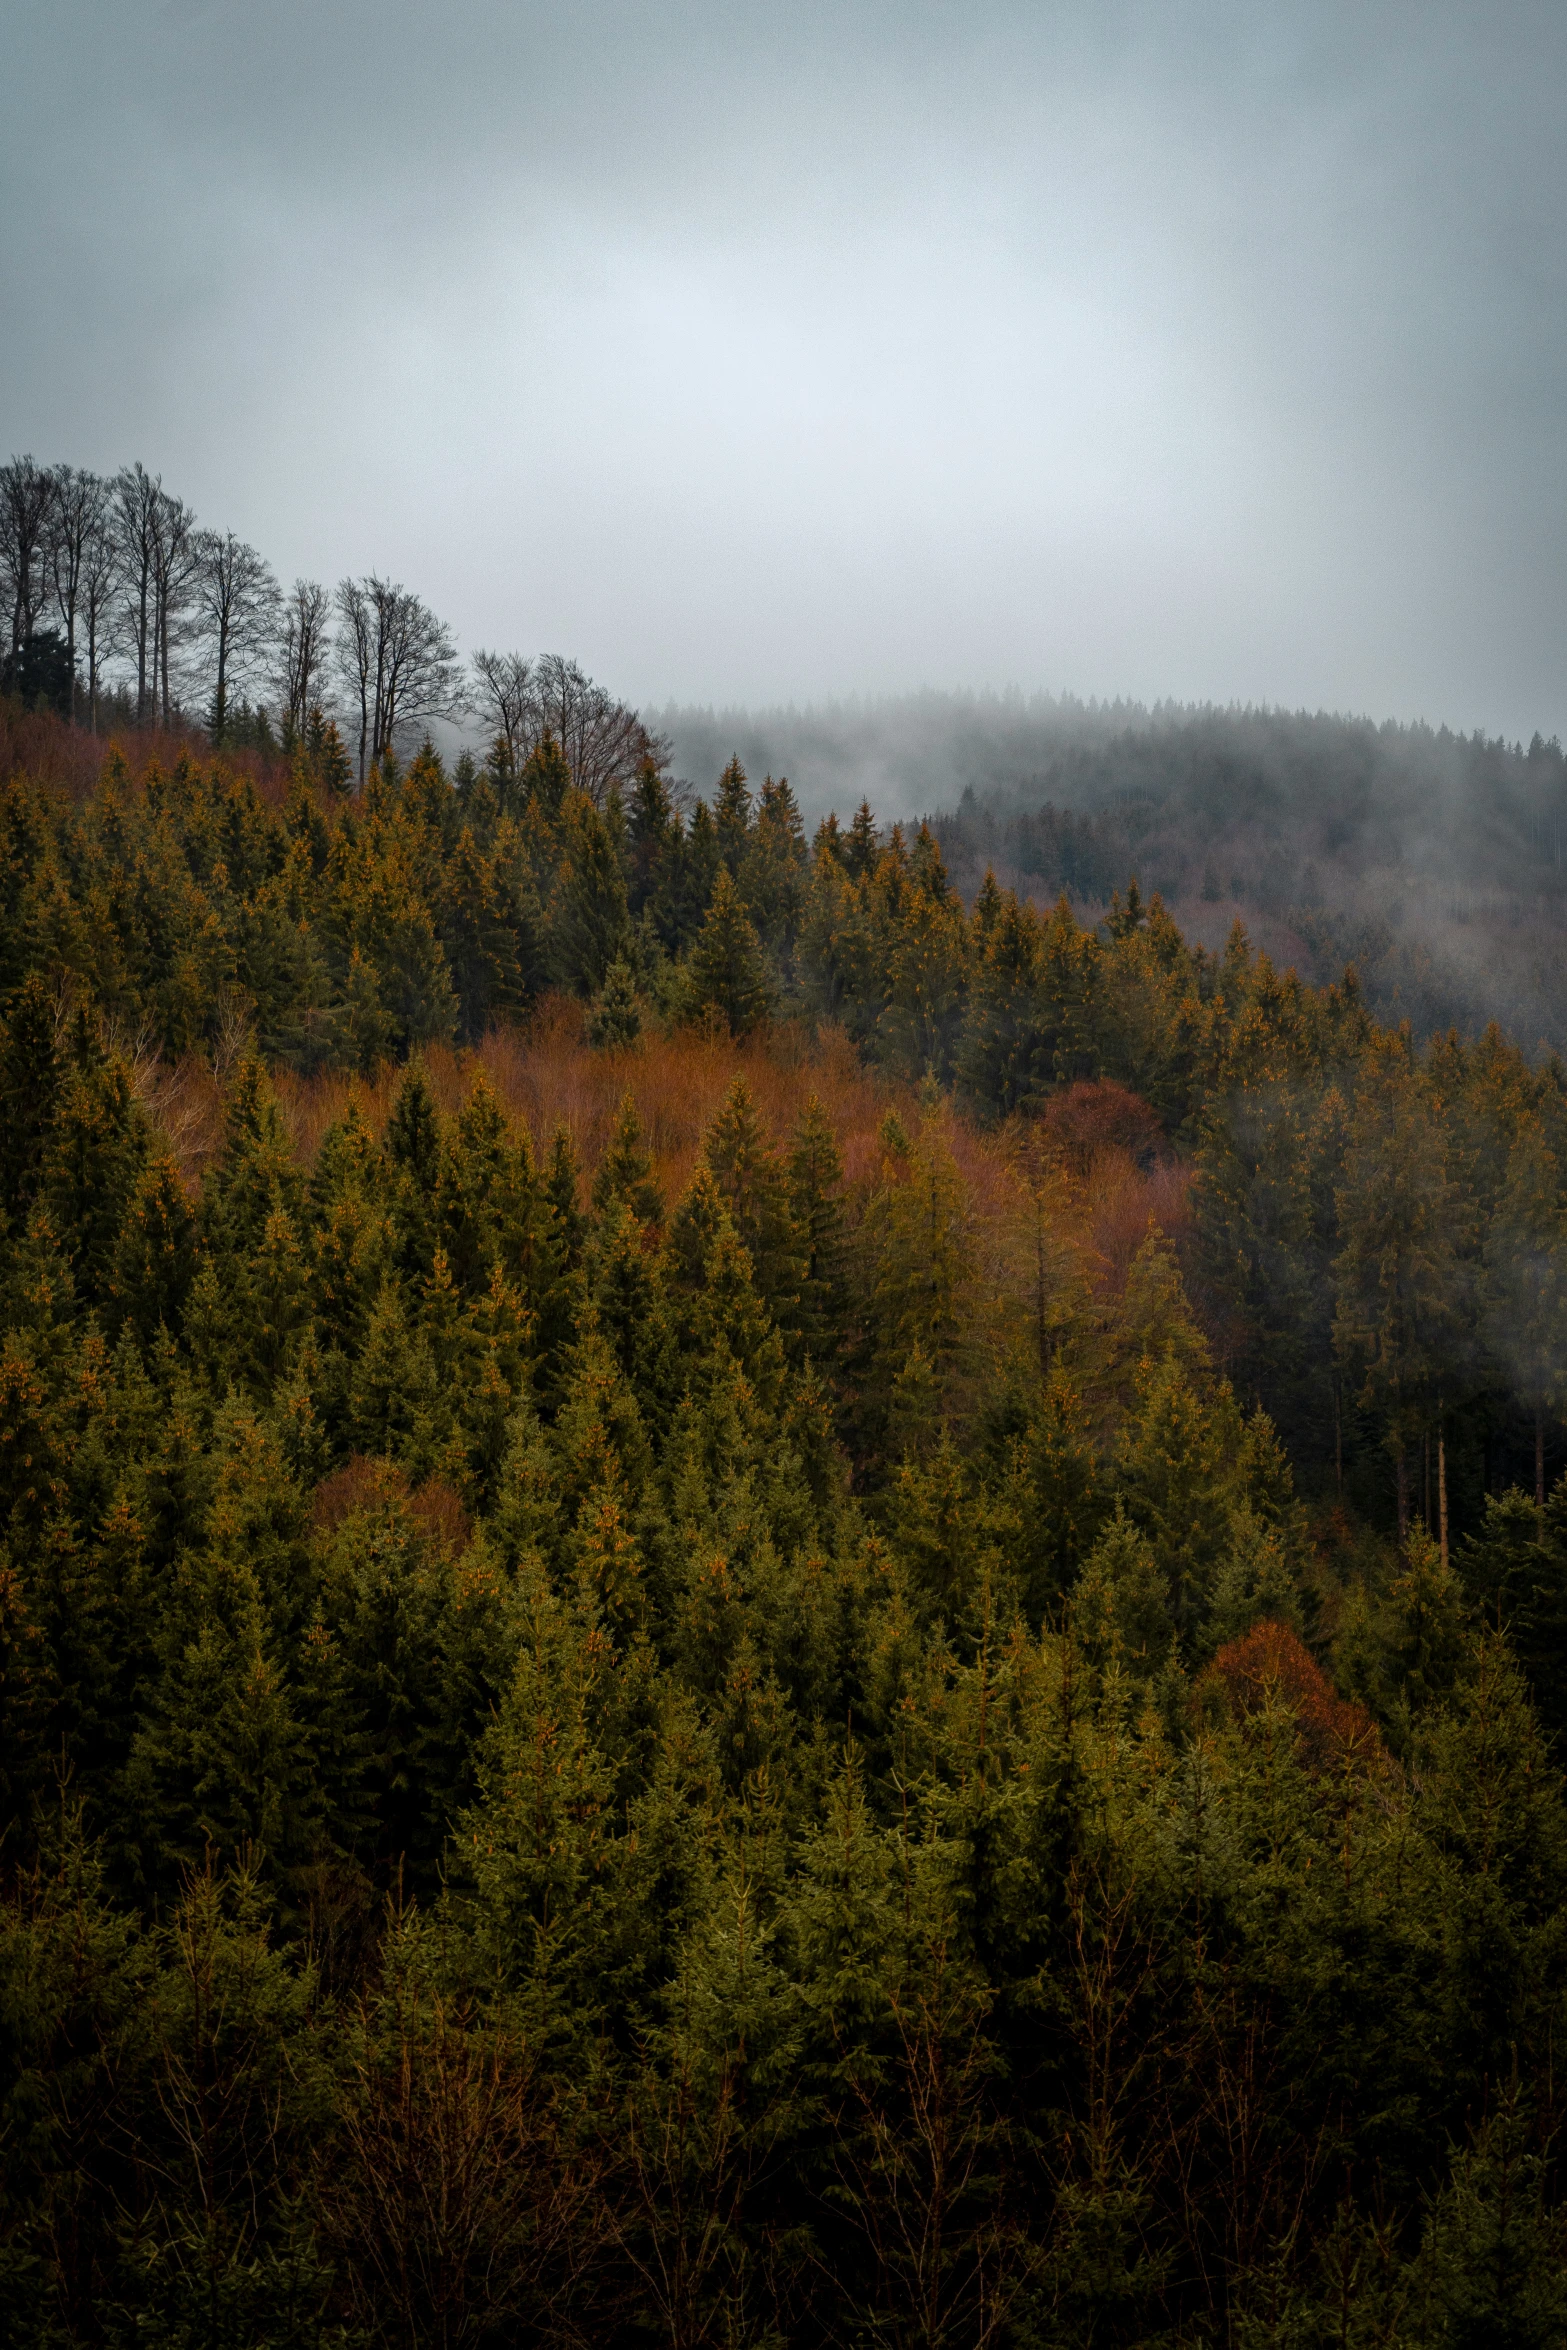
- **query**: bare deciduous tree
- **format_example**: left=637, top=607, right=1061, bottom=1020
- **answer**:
left=469, top=648, right=534, bottom=774
left=469, top=648, right=667, bottom=805
left=319, top=1984, right=603, bottom=2347
left=78, top=486, right=121, bottom=734
left=278, top=578, right=332, bottom=736
left=537, top=652, right=666, bottom=805
left=45, top=466, right=108, bottom=723
left=192, top=528, right=281, bottom=741
left=149, top=484, right=198, bottom=727
left=0, top=454, right=56, bottom=661
left=112, top=462, right=164, bottom=725
left=336, top=574, right=462, bottom=785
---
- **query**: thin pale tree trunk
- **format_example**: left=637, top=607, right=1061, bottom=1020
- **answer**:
left=1395, top=1445, right=1408, bottom=1543
left=1538, top=1402, right=1547, bottom=1509
left=1333, top=1379, right=1343, bottom=1503
left=1437, top=1426, right=1449, bottom=1572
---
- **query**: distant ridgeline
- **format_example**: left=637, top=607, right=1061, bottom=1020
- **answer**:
left=5, top=706, right=1567, bottom=2337
left=662, top=695, right=1567, bottom=1049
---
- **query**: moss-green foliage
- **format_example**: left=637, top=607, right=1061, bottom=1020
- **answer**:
left=5, top=738, right=1567, bottom=2341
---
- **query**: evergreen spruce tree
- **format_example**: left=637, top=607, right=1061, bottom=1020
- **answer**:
left=202, top=1056, right=304, bottom=1268
left=702, top=1077, right=798, bottom=1315
left=543, top=1126, right=585, bottom=1262
left=787, top=1092, right=849, bottom=1361
left=1072, top=1504, right=1173, bottom=1694
left=0, top=971, right=60, bottom=1234
left=585, top=953, right=643, bottom=1049
left=685, top=866, right=772, bottom=1037
left=519, top=731, right=571, bottom=820
left=1414, top=2090, right=1567, bottom=2350
left=713, top=754, right=753, bottom=874
left=113, top=1152, right=196, bottom=1343
left=549, top=790, right=631, bottom=995
left=42, top=1052, right=151, bottom=1306
left=954, top=886, right=1048, bottom=1118
left=843, top=799, right=879, bottom=878
left=591, top=1090, right=663, bottom=1227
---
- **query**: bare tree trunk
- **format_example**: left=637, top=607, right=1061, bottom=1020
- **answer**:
left=136, top=575, right=150, bottom=724
left=159, top=591, right=172, bottom=726
left=1395, top=1445, right=1408, bottom=1544
left=1333, top=1380, right=1343, bottom=1503
left=1423, top=1432, right=1431, bottom=1530
left=1035, top=1202, right=1048, bottom=1380
left=213, top=616, right=229, bottom=743
left=1437, top=1425, right=1449, bottom=1572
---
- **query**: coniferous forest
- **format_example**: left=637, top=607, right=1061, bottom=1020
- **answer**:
left=5, top=472, right=1567, bottom=2343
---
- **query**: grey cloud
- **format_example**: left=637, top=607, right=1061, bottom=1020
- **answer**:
left=3, top=2, right=1564, bottom=737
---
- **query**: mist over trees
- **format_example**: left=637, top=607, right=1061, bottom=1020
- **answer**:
left=665, top=692, right=1567, bottom=1051
left=8, top=453, right=1567, bottom=2339
left=10, top=444, right=1567, bottom=1049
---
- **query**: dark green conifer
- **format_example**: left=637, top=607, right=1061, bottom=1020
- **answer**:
left=585, top=954, right=643, bottom=1049
left=384, top=1062, right=444, bottom=1196
left=702, top=1078, right=797, bottom=1313
left=550, top=792, right=630, bottom=993
left=519, top=732, right=571, bottom=820
left=0, top=972, right=60, bottom=1233
left=713, top=755, right=752, bottom=873
left=787, top=1093, right=849, bottom=1360
left=592, top=1091, right=663, bottom=1227
left=843, top=799, right=879, bottom=878
left=685, top=866, right=771, bottom=1037
left=114, top=1152, right=197, bottom=1344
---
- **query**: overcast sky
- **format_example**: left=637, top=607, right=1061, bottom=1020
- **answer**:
left=4, top=1, right=1564, bottom=739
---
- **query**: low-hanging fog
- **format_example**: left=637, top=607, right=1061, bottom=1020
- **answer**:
left=661, top=691, right=1567, bottom=1053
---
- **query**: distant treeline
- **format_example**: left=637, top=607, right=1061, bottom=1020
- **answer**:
left=664, top=694, right=1567, bottom=1047
left=928, top=705, right=1567, bottom=904
left=10, top=446, right=1566, bottom=1047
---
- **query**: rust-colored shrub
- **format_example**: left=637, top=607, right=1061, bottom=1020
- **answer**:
left=0, top=705, right=291, bottom=805
left=311, top=1456, right=474, bottom=1556
left=1042, top=1079, right=1167, bottom=1175
left=312, top=1455, right=407, bottom=1535
left=1200, top=1618, right=1380, bottom=1775
left=408, top=1476, right=474, bottom=1558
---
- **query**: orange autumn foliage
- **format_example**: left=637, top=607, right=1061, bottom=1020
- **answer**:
left=312, top=1454, right=473, bottom=1557
left=1201, top=1618, right=1381, bottom=1776
left=261, top=998, right=1189, bottom=1326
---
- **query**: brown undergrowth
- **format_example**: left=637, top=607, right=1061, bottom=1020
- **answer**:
left=131, top=996, right=1192, bottom=1361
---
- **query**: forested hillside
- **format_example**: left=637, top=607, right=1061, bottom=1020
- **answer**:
left=664, top=693, right=1567, bottom=1052
left=3, top=692, right=1567, bottom=2344
left=3, top=705, right=1567, bottom=2340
